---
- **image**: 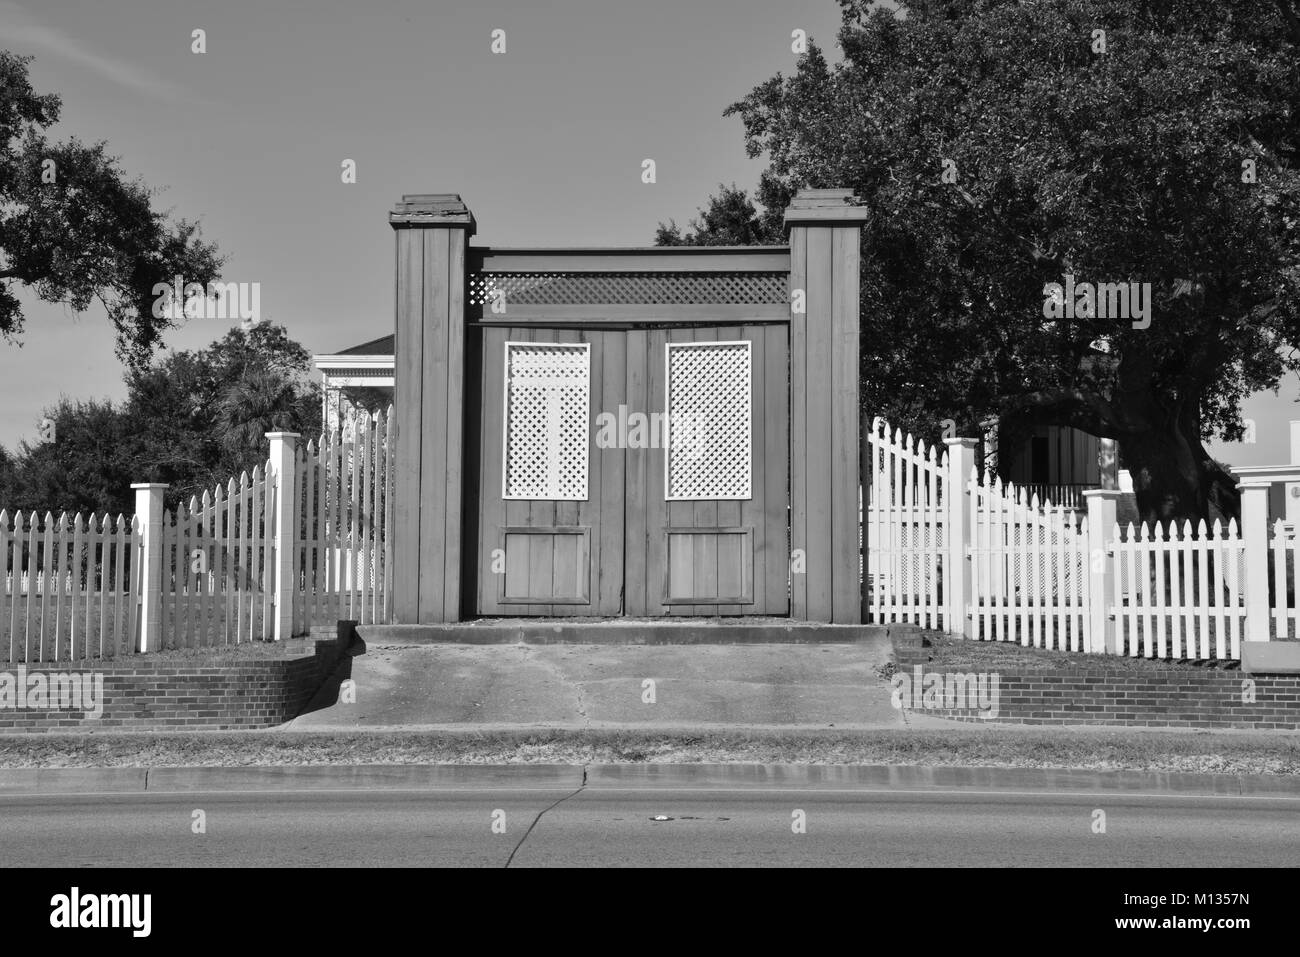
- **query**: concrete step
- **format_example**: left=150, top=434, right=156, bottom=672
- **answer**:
left=353, top=618, right=911, bottom=646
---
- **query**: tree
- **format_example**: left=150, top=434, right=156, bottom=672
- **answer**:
left=0, top=51, right=222, bottom=366
left=122, top=322, right=321, bottom=503
left=0, top=324, right=322, bottom=513
left=214, top=367, right=302, bottom=461
left=671, top=0, right=1300, bottom=524
left=0, top=399, right=137, bottom=516
left=656, top=184, right=785, bottom=247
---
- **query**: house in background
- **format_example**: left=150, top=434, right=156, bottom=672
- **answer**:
left=991, top=424, right=1118, bottom=509
left=313, top=334, right=394, bottom=435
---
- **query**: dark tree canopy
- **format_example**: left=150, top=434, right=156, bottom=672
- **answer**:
left=0, top=51, right=222, bottom=367
left=663, top=0, right=1300, bottom=524
left=1, top=324, right=321, bottom=515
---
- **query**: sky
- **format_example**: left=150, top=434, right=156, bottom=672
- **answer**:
left=0, top=0, right=1296, bottom=465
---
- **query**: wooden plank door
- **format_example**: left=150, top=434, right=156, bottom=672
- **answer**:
left=624, top=325, right=789, bottom=616
left=474, top=327, right=624, bottom=615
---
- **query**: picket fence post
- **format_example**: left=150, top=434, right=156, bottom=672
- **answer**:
left=943, top=437, right=977, bottom=637
left=1083, top=489, right=1120, bottom=654
left=1239, top=479, right=1272, bottom=643
left=131, top=483, right=167, bottom=653
left=267, top=432, right=300, bottom=642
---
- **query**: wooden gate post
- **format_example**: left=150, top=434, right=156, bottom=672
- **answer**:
left=390, top=195, right=475, bottom=623
left=786, top=189, right=869, bottom=624
left=131, top=483, right=166, bottom=652
left=267, top=431, right=299, bottom=641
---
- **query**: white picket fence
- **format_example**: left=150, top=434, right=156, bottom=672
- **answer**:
left=967, top=477, right=1091, bottom=652
left=1270, top=519, right=1300, bottom=640
left=863, top=420, right=948, bottom=630
left=865, top=418, right=1284, bottom=662
left=158, top=464, right=276, bottom=648
left=292, top=408, right=394, bottom=631
left=0, top=407, right=395, bottom=662
left=1111, top=519, right=1246, bottom=661
left=0, top=510, right=139, bottom=662
left=2, top=406, right=1291, bottom=664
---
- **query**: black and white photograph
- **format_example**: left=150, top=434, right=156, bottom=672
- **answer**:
left=0, top=0, right=1294, bottom=929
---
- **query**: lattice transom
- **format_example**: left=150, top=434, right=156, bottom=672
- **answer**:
left=666, top=342, right=752, bottom=500
left=503, top=343, right=589, bottom=500
left=469, top=272, right=787, bottom=307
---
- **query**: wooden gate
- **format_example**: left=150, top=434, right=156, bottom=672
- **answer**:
left=390, top=190, right=865, bottom=624
left=470, top=324, right=788, bottom=616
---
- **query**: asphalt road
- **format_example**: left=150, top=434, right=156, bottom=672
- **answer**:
left=3, top=786, right=1298, bottom=867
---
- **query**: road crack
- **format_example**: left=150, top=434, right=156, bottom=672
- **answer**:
left=504, top=764, right=588, bottom=868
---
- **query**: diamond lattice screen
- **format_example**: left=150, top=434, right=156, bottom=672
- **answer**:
left=469, top=272, right=787, bottom=306
left=666, top=342, right=751, bottom=500
left=504, top=343, right=589, bottom=500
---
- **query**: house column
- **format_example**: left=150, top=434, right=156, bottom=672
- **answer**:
left=1287, top=420, right=1300, bottom=525
left=390, top=195, right=474, bottom=623
left=785, top=189, right=869, bottom=624
left=1098, top=437, right=1119, bottom=490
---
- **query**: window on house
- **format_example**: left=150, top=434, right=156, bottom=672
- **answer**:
left=502, top=342, right=589, bottom=500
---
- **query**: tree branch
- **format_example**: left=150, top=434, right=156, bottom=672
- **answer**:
left=1005, top=386, right=1142, bottom=439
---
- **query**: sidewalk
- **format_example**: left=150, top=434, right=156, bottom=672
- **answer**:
left=286, top=638, right=913, bottom=731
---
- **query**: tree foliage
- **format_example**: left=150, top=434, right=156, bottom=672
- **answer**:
left=0, top=51, right=222, bottom=366
left=0, top=324, right=321, bottom=515
left=666, top=0, right=1300, bottom=523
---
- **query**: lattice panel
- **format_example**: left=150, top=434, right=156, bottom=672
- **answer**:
left=666, top=342, right=751, bottom=500
left=503, top=343, right=589, bottom=500
left=469, top=272, right=787, bottom=306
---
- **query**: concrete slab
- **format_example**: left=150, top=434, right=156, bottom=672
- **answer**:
left=356, top=618, right=901, bottom=645
left=285, top=642, right=905, bottom=731
left=1242, top=641, right=1300, bottom=674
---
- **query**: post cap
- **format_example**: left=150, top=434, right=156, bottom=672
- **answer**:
left=941, top=436, right=979, bottom=449
left=1081, top=488, right=1122, bottom=500
left=130, top=483, right=168, bottom=490
left=783, top=188, right=869, bottom=227
left=264, top=431, right=302, bottom=439
left=390, top=193, right=476, bottom=232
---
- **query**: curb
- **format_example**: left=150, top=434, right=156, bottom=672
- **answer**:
left=0, top=762, right=1296, bottom=796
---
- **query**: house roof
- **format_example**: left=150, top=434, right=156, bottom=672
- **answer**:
left=332, top=335, right=394, bottom=357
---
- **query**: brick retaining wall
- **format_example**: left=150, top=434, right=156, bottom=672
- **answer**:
left=892, top=629, right=1300, bottom=730
left=0, top=632, right=350, bottom=732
